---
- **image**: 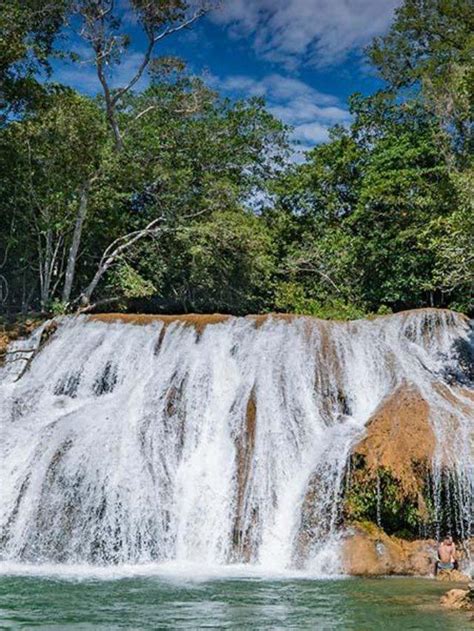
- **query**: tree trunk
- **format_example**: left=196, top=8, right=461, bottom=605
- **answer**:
left=62, top=182, right=90, bottom=304
left=79, top=216, right=166, bottom=307
left=107, top=103, right=124, bottom=152
left=81, top=265, right=106, bottom=305
left=39, top=229, right=53, bottom=311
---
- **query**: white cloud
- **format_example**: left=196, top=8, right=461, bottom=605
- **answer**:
left=217, top=75, right=267, bottom=97
left=212, top=72, right=350, bottom=148
left=269, top=101, right=349, bottom=125
left=293, top=121, right=331, bottom=144
left=212, top=0, right=401, bottom=69
left=52, top=63, right=99, bottom=93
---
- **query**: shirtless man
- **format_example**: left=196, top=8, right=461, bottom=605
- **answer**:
left=435, top=535, right=458, bottom=575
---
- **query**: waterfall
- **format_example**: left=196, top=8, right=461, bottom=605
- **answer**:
left=0, top=310, right=472, bottom=573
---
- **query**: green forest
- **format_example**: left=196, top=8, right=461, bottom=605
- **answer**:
left=0, top=0, right=472, bottom=319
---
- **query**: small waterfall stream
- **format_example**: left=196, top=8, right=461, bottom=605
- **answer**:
left=0, top=310, right=472, bottom=573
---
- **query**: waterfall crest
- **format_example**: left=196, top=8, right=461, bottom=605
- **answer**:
left=1, top=310, right=472, bottom=572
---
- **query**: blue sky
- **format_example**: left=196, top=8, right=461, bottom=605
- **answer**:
left=52, top=0, right=402, bottom=152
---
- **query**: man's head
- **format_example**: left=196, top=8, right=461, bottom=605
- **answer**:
left=444, top=535, right=453, bottom=545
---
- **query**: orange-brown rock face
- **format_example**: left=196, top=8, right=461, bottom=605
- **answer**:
left=342, top=523, right=437, bottom=576
left=89, top=313, right=232, bottom=333
left=440, top=587, right=474, bottom=611
left=343, top=523, right=474, bottom=578
left=436, top=569, right=471, bottom=583
left=346, top=374, right=474, bottom=538
left=352, top=385, right=435, bottom=498
left=232, top=393, right=258, bottom=562
left=90, top=312, right=310, bottom=337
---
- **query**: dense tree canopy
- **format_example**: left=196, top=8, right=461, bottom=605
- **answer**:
left=0, top=0, right=472, bottom=318
left=368, top=0, right=474, bottom=162
left=0, top=0, right=69, bottom=122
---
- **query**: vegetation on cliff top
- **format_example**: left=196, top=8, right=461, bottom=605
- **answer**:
left=0, top=0, right=472, bottom=320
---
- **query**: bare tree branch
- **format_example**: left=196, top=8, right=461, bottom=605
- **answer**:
left=79, top=208, right=207, bottom=306
left=286, top=256, right=343, bottom=295
left=0, top=274, right=9, bottom=304
left=112, top=8, right=206, bottom=106
left=76, top=295, right=121, bottom=314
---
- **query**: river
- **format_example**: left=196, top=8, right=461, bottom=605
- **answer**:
left=0, top=568, right=468, bottom=630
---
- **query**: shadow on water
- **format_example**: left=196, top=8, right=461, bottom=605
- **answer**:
left=0, top=576, right=470, bottom=630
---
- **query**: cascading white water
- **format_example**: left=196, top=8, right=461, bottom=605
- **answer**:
left=0, top=310, right=472, bottom=573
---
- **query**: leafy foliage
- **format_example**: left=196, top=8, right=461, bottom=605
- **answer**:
left=367, top=0, right=474, bottom=161
left=0, top=0, right=472, bottom=318
left=344, top=461, right=431, bottom=538
left=0, top=0, right=68, bottom=121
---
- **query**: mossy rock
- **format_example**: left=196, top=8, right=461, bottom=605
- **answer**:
left=343, top=460, right=431, bottom=537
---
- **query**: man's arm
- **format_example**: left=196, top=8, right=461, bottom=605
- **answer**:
left=451, top=543, right=456, bottom=561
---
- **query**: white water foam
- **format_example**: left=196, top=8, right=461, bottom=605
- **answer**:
left=0, top=310, right=472, bottom=576
left=0, top=559, right=346, bottom=582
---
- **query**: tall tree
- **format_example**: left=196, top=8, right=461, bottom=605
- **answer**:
left=0, top=0, right=68, bottom=122
left=271, top=93, right=465, bottom=314
left=366, top=0, right=474, bottom=311
left=0, top=89, right=105, bottom=311
left=367, top=0, right=474, bottom=163
left=72, top=0, right=211, bottom=151
left=60, top=0, right=212, bottom=305
left=76, top=91, right=289, bottom=312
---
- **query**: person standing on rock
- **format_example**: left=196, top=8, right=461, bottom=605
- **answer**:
left=435, top=535, right=458, bottom=575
